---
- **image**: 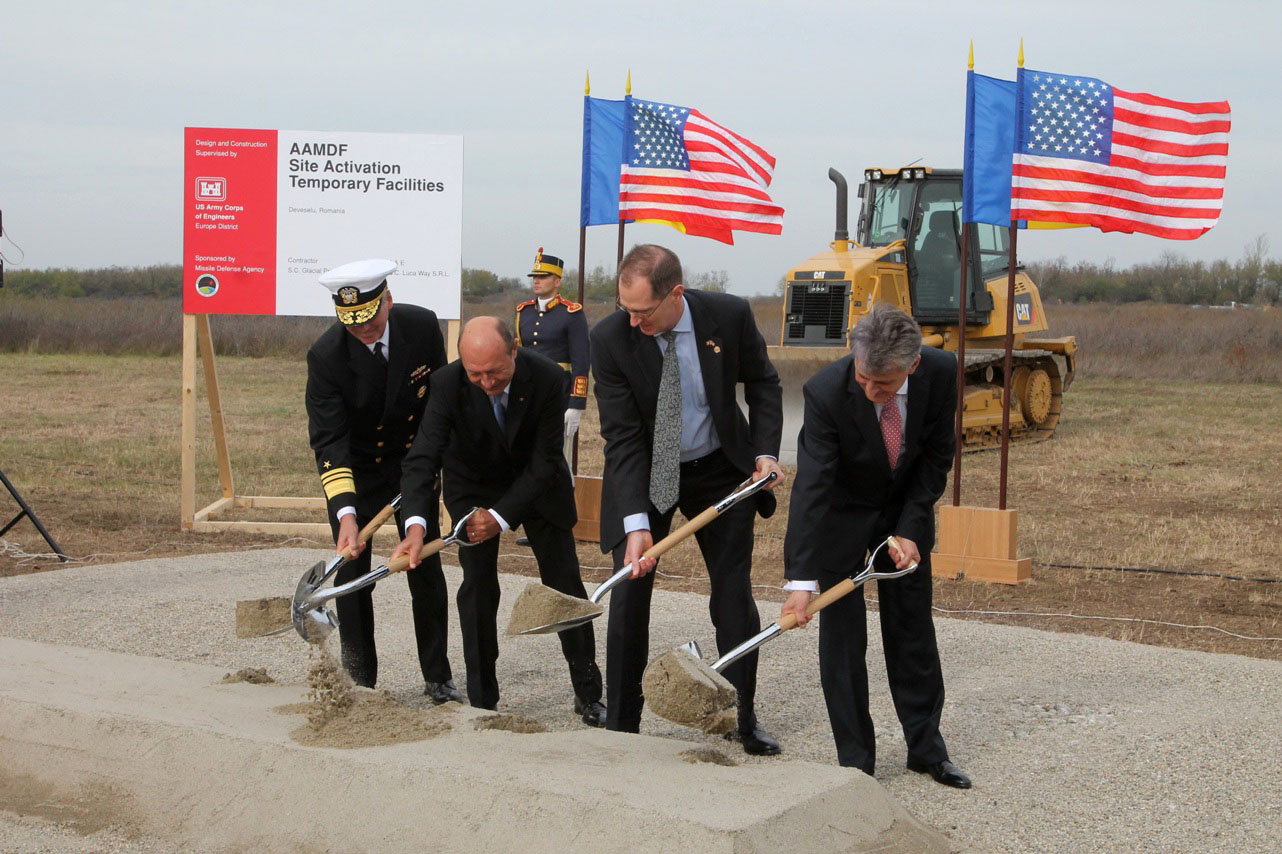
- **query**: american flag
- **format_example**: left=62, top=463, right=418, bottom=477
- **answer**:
left=618, top=98, right=783, bottom=245
left=1011, top=68, right=1230, bottom=240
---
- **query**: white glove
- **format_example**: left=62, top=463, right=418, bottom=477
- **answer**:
left=563, top=408, right=582, bottom=438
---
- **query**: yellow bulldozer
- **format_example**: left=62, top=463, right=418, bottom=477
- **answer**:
left=774, top=167, right=1077, bottom=450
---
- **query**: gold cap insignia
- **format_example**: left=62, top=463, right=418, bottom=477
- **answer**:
left=339, top=287, right=359, bottom=305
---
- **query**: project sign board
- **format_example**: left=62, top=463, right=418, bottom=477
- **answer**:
left=182, top=127, right=463, bottom=319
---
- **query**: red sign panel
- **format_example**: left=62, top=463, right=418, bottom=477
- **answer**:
left=182, top=128, right=278, bottom=314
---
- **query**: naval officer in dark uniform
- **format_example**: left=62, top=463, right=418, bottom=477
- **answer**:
left=514, top=248, right=589, bottom=446
left=305, top=258, right=459, bottom=704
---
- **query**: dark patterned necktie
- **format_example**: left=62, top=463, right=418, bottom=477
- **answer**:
left=649, top=331, right=681, bottom=513
left=373, top=341, right=388, bottom=364
left=880, top=397, right=902, bottom=470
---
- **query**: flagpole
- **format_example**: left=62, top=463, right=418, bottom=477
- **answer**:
left=953, top=220, right=968, bottom=506
left=578, top=71, right=590, bottom=306
left=953, top=41, right=974, bottom=508
left=999, top=223, right=1017, bottom=510
left=616, top=69, right=632, bottom=272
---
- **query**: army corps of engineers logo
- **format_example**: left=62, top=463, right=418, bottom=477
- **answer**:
left=195, top=274, right=219, bottom=297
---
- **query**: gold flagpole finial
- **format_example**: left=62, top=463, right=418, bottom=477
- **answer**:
left=585, top=71, right=591, bottom=95
left=626, top=69, right=632, bottom=95
left=968, top=40, right=974, bottom=71
left=1018, top=38, right=1024, bottom=68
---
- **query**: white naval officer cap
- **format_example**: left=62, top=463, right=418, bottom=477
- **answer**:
left=318, top=258, right=397, bottom=325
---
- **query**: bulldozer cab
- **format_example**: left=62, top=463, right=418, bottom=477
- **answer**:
left=858, top=168, right=1000, bottom=324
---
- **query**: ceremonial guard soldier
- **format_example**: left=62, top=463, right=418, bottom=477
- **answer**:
left=305, top=259, right=458, bottom=703
left=514, top=248, right=589, bottom=449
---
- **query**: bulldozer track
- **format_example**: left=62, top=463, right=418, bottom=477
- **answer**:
left=959, top=348, right=1069, bottom=452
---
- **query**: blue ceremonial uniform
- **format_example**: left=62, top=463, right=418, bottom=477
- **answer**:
left=515, top=295, right=589, bottom=410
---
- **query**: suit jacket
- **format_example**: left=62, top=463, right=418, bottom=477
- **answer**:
left=401, top=348, right=577, bottom=530
left=784, top=347, right=957, bottom=582
left=305, top=303, right=447, bottom=520
left=590, top=289, right=783, bottom=551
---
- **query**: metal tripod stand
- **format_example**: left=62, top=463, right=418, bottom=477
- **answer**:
left=0, top=468, right=68, bottom=562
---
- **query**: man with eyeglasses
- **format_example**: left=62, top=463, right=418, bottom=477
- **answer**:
left=590, top=243, right=785, bottom=754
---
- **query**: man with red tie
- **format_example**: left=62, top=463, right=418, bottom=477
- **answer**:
left=781, top=303, right=971, bottom=789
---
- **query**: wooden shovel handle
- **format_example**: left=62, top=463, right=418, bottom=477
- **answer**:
left=774, top=537, right=905, bottom=631
left=776, top=577, right=857, bottom=632
left=644, top=505, right=721, bottom=561
left=385, top=535, right=449, bottom=575
left=338, top=501, right=399, bottom=560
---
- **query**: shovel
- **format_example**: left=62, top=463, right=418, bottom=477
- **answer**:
left=682, top=536, right=918, bottom=672
left=236, top=497, right=401, bottom=638
left=291, top=507, right=482, bottom=642
left=643, top=536, right=918, bottom=733
left=507, top=471, right=778, bottom=636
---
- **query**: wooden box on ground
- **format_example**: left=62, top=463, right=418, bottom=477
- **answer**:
left=931, top=505, right=1032, bottom=585
left=573, top=475, right=603, bottom=544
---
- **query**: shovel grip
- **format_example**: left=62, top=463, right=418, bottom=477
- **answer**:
left=339, top=501, right=399, bottom=560
left=776, top=577, right=858, bottom=632
left=646, top=506, right=720, bottom=560
left=385, top=535, right=449, bottom=574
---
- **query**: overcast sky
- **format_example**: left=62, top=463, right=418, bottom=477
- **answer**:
left=3, top=1, right=1276, bottom=297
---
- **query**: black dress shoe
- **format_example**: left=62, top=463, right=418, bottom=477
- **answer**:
left=424, top=679, right=461, bottom=705
left=574, top=698, right=607, bottom=728
left=907, top=759, right=972, bottom=789
left=724, top=720, right=781, bottom=756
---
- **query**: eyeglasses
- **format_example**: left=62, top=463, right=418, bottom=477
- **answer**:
left=615, top=287, right=674, bottom=319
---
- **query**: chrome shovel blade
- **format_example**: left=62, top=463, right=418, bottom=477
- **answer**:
left=514, top=610, right=604, bottom=636
left=291, top=560, right=340, bottom=642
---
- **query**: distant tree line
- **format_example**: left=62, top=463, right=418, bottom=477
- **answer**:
left=1029, top=236, right=1281, bottom=306
left=2, top=263, right=730, bottom=301
left=7, top=242, right=1276, bottom=306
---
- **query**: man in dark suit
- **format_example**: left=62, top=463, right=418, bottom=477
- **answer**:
left=591, top=244, right=784, bottom=754
left=781, top=303, right=971, bottom=789
left=305, top=258, right=458, bottom=703
left=392, top=317, right=605, bottom=725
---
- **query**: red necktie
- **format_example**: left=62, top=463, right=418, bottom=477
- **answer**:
left=880, top=398, right=902, bottom=470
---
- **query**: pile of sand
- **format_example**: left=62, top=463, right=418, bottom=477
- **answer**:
left=505, top=583, right=602, bottom=635
left=679, top=747, right=738, bottom=766
left=283, top=642, right=455, bottom=748
left=234, top=596, right=292, bottom=638
left=473, top=713, right=548, bottom=734
left=221, top=667, right=274, bottom=684
left=641, top=648, right=738, bottom=735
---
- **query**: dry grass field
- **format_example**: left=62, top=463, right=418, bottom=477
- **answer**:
left=1, top=300, right=1280, bottom=663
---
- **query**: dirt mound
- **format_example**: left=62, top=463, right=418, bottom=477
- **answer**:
left=283, top=642, right=454, bottom=748
left=221, top=667, right=274, bottom=684
left=679, top=747, right=738, bottom=766
left=473, top=713, right=548, bottom=734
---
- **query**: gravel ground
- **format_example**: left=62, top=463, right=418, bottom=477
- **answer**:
left=2, top=548, right=1280, bottom=852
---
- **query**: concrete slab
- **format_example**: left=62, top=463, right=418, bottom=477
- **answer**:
left=1, top=636, right=955, bottom=853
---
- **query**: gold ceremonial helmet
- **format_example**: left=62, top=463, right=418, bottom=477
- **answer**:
left=528, top=247, right=565, bottom=278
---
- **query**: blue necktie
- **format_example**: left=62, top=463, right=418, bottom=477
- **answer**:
left=491, top=393, right=507, bottom=433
